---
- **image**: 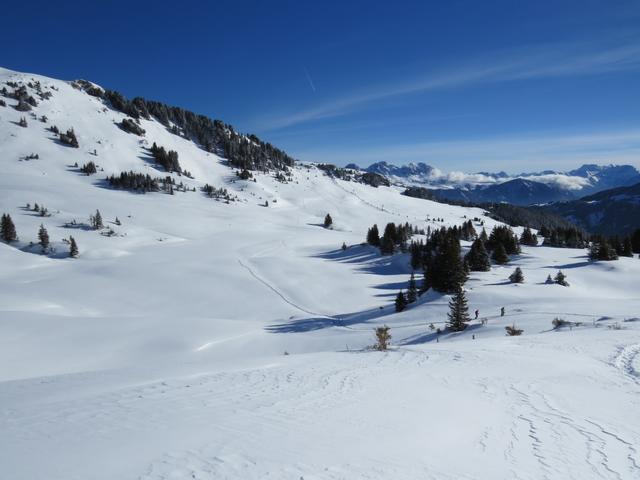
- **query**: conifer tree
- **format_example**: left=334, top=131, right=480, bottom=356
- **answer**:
left=410, top=240, right=423, bottom=270
left=492, top=243, right=509, bottom=264
left=479, top=228, right=488, bottom=244
left=395, top=290, right=407, bottom=312
left=545, top=274, right=554, bottom=284
left=407, top=273, right=418, bottom=303
left=447, top=286, right=469, bottom=332
left=38, top=224, right=49, bottom=252
left=421, top=265, right=432, bottom=293
left=460, top=220, right=477, bottom=241
left=520, top=227, right=538, bottom=246
left=1, top=214, right=18, bottom=242
left=366, top=224, right=380, bottom=246
left=69, top=236, right=79, bottom=258
left=589, top=240, right=618, bottom=261
left=431, top=231, right=468, bottom=293
left=379, top=223, right=397, bottom=255
left=509, top=267, right=524, bottom=283
left=465, top=238, right=491, bottom=271
left=599, top=240, right=617, bottom=261
left=622, top=238, right=633, bottom=257
left=92, top=210, right=103, bottom=230
left=324, top=213, right=333, bottom=228
left=631, top=229, right=640, bottom=254
left=554, top=270, right=568, bottom=286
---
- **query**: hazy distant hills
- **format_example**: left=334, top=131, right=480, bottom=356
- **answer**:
left=540, top=181, right=640, bottom=235
left=346, top=161, right=640, bottom=206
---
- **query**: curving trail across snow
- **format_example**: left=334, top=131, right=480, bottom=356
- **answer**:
left=237, top=258, right=329, bottom=318
left=613, top=343, right=640, bottom=386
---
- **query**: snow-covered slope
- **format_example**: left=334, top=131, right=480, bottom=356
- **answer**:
left=1, top=67, right=640, bottom=480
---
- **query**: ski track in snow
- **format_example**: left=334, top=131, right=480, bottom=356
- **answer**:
left=613, top=343, right=640, bottom=385
left=504, top=384, right=640, bottom=480
left=237, top=258, right=328, bottom=318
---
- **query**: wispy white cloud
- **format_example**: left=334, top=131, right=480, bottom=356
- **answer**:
left=294, top=129, right=640, bottom=173
left=260, top=39, right=640, bottom=131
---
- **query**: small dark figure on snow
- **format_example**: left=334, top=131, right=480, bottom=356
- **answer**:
left=475, top=309, right=479, bottom=319
left=501, top=306, right=505, bottom=317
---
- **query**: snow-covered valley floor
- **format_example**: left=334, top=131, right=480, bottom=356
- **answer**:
left=1, top=67, right=640, bottom=479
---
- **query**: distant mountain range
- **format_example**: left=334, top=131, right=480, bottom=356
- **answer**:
left=539, top=181, right=640, bottom=235
left=345, top=161, right=640, bottom=206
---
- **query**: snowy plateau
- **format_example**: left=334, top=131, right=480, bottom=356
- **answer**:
left=1, top=67, right=640, bottom=480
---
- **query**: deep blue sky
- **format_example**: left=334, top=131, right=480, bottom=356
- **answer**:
left=3, top=0, right=640, bottom=172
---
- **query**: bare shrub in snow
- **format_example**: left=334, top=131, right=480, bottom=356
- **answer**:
left=374, top=326, right=391, bottom=351
left=505, top=324, right=523, bottom=336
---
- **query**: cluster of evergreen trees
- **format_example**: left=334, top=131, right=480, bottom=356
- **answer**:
left=607, top=236, right=634, bottom=257
left=420, top=227, right=468, bottom=294
left=486, top=225, right=521, bottom=264
left=539, top=226, right=588, bottom=248
left=1, top=83, right=39, bottom=111
left=588, top=239, right=621, bottom=261
left=58, top=128, right=79, bottom=148
left=149, top=143, right=181, bottom=173
left=81, top=161, right=97, bottom=175
left=202, top=184, right=234, bottom=202
left=119, top=117, right=145, bottom=136
left=1, top=213, right=78, bottom=257
left=107, top=171, right=175, bottom=193
left=87, top=88, right=294, bottom=171
left=366, top=222, right=424, bottom=255
left=395, top=273, right=418, bottom=313
left=27, top=202, right=50, bottom=217
left=585, top=231, right=640, bottom=262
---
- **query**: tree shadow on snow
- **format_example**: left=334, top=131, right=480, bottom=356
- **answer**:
left=267, top=289, right=445, bottom=334
left=544, top=260, right=591, bottom=269
left=267, top=302, right=400, bottom=334
left=314, top=245, right=412, bottom=276
left=399, top=322, right=484, bottom=346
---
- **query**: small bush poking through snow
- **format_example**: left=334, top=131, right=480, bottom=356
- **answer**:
left=505, top=324, right=523, bottom=336
left=374, top=326, right=391, bottom=351
left=552, top=317, right=568, bottom=329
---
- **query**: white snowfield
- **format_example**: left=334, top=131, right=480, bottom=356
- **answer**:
left=1, top=67, right=639, bottom=480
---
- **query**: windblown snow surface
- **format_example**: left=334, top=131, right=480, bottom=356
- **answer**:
left=1, top=67, right=640, bottom=480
